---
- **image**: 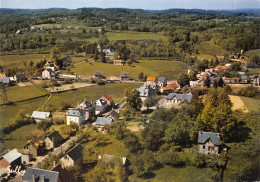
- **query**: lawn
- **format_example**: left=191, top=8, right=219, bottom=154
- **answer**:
left=0, top=85, right=48, bottom=105
left=71, top=60, right=188, bottom=80
left=45, top=83, right=142, bottom=110
left=129, top=165, right=213, bottom=182
left=245, top=49, right=260, bottom=57
left=0, top=54, right=49, bottom=67
left=229, top=95, right=249, bottom=112
left=195, top=40, right=228, bottom=59
left=240, top=96, right=260, bottom=112
left=0, top=96, right=47, bottom=129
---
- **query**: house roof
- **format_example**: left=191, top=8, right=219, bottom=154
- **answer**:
left=105, top=110, right=119, bottom=120
left=114, top=60, right=125, bottom=63
left=168, top=82, right=179, bottom=89
left=61, top=56, right=71, bottom=62
left=166, top=93, right=192, bottom=102
left=51, top=164, right=73, bottom=182
left=31, top=111, right=51, bottom=120
left=103, top=95, right=113, bottom=103
left=146, top=77, right=157, bottom=82
left=216, top=66, right=227, bottom=70
left=198, top=131, right=220, bottom=145
left=162, top=87, right=174, bottom=91
left=137, top=87, right=149, bottom=97
left=103, top=49, right=115, bottom=56
left=14, top=74, right=26, bottom=79
left=79, top=101, right=94, bottom=110
left=95, top=105, right=105, bottom=111
left=3, top=149, right=22, bottom=164
left=66, top=145, right=83, bottom=162
left=23, top=168, right=59, bottom=182
left=96, top=117, right=112, bottom=125
left=158, top=77, right=167, bottom=83
left=120, top=72, right=130, bottom=77
left=66, top=109, right=84, bottom=117
left=46, top=131, right=63, bottom=144
left=94, top=72, right=103, bottom=77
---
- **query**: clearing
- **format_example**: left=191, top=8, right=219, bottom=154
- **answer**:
left=240, top=96, right=260, bottom=112
left=46, top=82, right=95, bottom=92
left=229, top=95, right=249, bottom=112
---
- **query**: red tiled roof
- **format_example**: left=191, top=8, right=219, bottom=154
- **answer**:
left=168, top=83, right=179, bottom=89
left=216, top=66, right=227, bottom=70
left=104, top=95, right=113, bottom=102
left=147, top=77, right=156, bottom=82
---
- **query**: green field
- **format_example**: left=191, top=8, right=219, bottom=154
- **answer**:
left=0, top=54, right=50, bottom=67
left=0, top=96, right=47, bottom=129
left=195, top=41, right=228, bottom=60
left=72, top=60, right=188, bottom=80
left=245, top=49, right=260, bottom=57
left=0, top=85, right=48, bottom=105
left=129, top=165, right=213, bottom=182
left=45, top=83, right=142, bottom=110
left=240, top=96, right=260, bottom=112
left=106, top=31, right=168, bottom=41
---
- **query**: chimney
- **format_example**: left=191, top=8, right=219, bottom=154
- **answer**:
left=40, top=175, right=45, bottom=182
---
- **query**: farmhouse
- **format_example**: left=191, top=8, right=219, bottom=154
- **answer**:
left=44, top=62, right=55, bottom=71
left=160, top=82, right=180, bottom=94
left=0, top=149, right=22, bottom=169
left=42, top=69, right=56, bottom=80
left=137, top=86, right=151, bottom=101
left=31, top=111, right=51, bottom=123
left=66, top=109, right=85, bottom=125
left=24, top=140, right=45, bottom=158
left=92, top=117, right=112, bottom=128
left=158, top=77, right=167, bottom=87
left=95, top=98, right=108, bottom=115
left=23, top=168, right=61, bottom=182
left=103, top=49, right=115, bottom=57
left=120, top=72, right=130, bottom=81
left=146, top=77, right=158, bottom=84
left=166, top=93, right=192, bottom=105
left=44, top=131, right=63, bottom=150
left=21, top=152, right=33, bottom=165
left=102, top=95, right=114, bottom=107
left=77, top=100, right=95, bottom=121
left=98, top=154, right=129, bottom=166
left=60, top=145, right=83, bottom=168
left=104, top=109, right=119, bottom=121
left=198, top=131, right=221, bottom=155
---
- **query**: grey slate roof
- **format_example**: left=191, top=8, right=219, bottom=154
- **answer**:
left=3, top=149, right=22, bottom=164
left=66, top=109, right=84, bottom=117
left=31, top=111, right=51, bottom=120
left=95, top=105, right=105, bottom=112
left=120, top=72, right=130, bottom=77
left=138, top=87, right=149, bottom=97
left=66, top=145, right=83, bottom=162
left=96, top=117, right=112, bottom=126
left=94, top=72, right=103, bottom=77
left=46, top=131, right=63, bottom=144
left=166, top=93, right=192, bottom=102
left=0, top=77, right=10, bottom=84
left=158, top=77, right=167, bottom=83
left=23, top=168, right=59, bottom=182
left=103, top=49, right=115, bottom=56
left=198, top=131, right=221, bottom=145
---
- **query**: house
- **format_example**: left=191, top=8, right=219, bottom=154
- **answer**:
left=166, top=93, right=192, bottom=105
left=0, top=77, right=10, bottom=85
left=66, top=109, right=85, bottom=125
left=198, top=131, right=221, bottom=155
left=77, top=100, right=95, bottom=121
left=95, top=98, right=108, bottom=115
left=222, top=77, right=238, bottom=84
left=60, top=145, right=83, bottom=168
left=102, top=95, right=114, bottom=107
left=158, top=77, right=167, bottom=87
left=146, top=77, right=157, bottom=84
left=44, top=131, right=63, bottom=150
left=21, top=152, right=33, bottom=165
left=160, top=82, right=180, bottom=94
left=94, top=72, right=103, bottom=78
left=14, top=74, right=27, bottom=82
left=216, top=66, right=227, bottom=70
left=92, top=117, right=112, bottom=128
left=61, top=56, right=72, bottom=63
left=24, top=140, right=45, bottom=158
left=104, top=109, right=119, bottom=121
left=103, top=49, right=115, bottom=57
left=98, top=154, right=129, bottom=166
left=42, top=69, right=56, bottom=80
left=137, top=86, right=150, bottom=101
left=0, top=149, right=22, bottom=169
left=253, top=74, right=260, bottom=86
left=120, top=72, right=130, bottom=81
left=31, top=111, right=51, bottom=123
left=23, top=168, right=61, bottom=182
left=113, top=60, right=125, bottom=66
left=51, top=164, right=74, bottom=182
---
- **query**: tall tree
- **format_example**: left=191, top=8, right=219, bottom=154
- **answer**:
left=177, top=73, right=190, bottom=88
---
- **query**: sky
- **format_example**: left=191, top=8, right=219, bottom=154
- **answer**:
left=1, top=0, right=260, bottom=10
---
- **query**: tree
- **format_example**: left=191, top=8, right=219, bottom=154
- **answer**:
left=204, top=76, right=211, bottom=88
left=37, top=120, right=52, bottom=131
left=188, top=69, right=197, bottom=81
left=126, top=59, right=132, bottom=66
left=218, top=77, right=224, bottom=87
left=123, top=131, right=142, bottom=153
left=250, top=55, right=260, bottom=64
left=124, top=89, right=142, bottom=111
left=177, top=73, right=190, bottom=88
left=138, top=72, right=144, bottom=81
left=82, top=28, right=86, bottom=33
left=108, top=120, right=127, bottom=140
left=50, top=47, right=61, bottom=61
left=223, top=85, right=232, bottom=94
left=144, top=97, right=155, bottom=108
left=213, top=80, right=218, bottom=88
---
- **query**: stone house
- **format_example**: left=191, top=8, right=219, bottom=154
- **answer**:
left=42, top=69, right=56, bottom=80
left=23, top=168, right=62, bottom=182
left=165, top=93, right=192, bottom=105
left=77, top=100, right=95, bottom=121
left=92, top=117, right=112, bottom=128
left=198, top=131, right=221, bottom=155
left=0, top=149, right=22, bottom=169
left=14, top=74, right=27, bottom=82
left=95, top=98, right=108, bottom=115
left=24, top=140, right=45, bottom=158
left=66, top=109, right=85, bottom=125
left=60, top=145, right=83, bottom=168
left=158, top=77, right=167, bottom=87
left=44, top=131, right=63, bottom=150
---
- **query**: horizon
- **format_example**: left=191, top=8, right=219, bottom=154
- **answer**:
left=1, top=0, right=260, bottom=10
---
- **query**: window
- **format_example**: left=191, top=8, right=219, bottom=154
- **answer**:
left=203, top=145, right=205, bottom=150
left=208, top=146, right=211, bottom=151
left=212, top=146, right=215, bottom=150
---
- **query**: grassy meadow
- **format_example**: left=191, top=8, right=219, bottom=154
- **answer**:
left=240, top=96, right=260, bottom=112
left=45, top=83, right=142, bottom=110
left=0, top=85, right=48, bottom=105
left=71, top=60, right=188, bottom=80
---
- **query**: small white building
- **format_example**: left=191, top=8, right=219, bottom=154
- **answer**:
left=42, top=69, right=56, bottom=80
left=31, top=111, right=51, bottom=122
left=66, top=109, right=85, bottom=125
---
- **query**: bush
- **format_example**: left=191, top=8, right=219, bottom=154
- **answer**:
left=234, top=86, right=259, bottom=97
